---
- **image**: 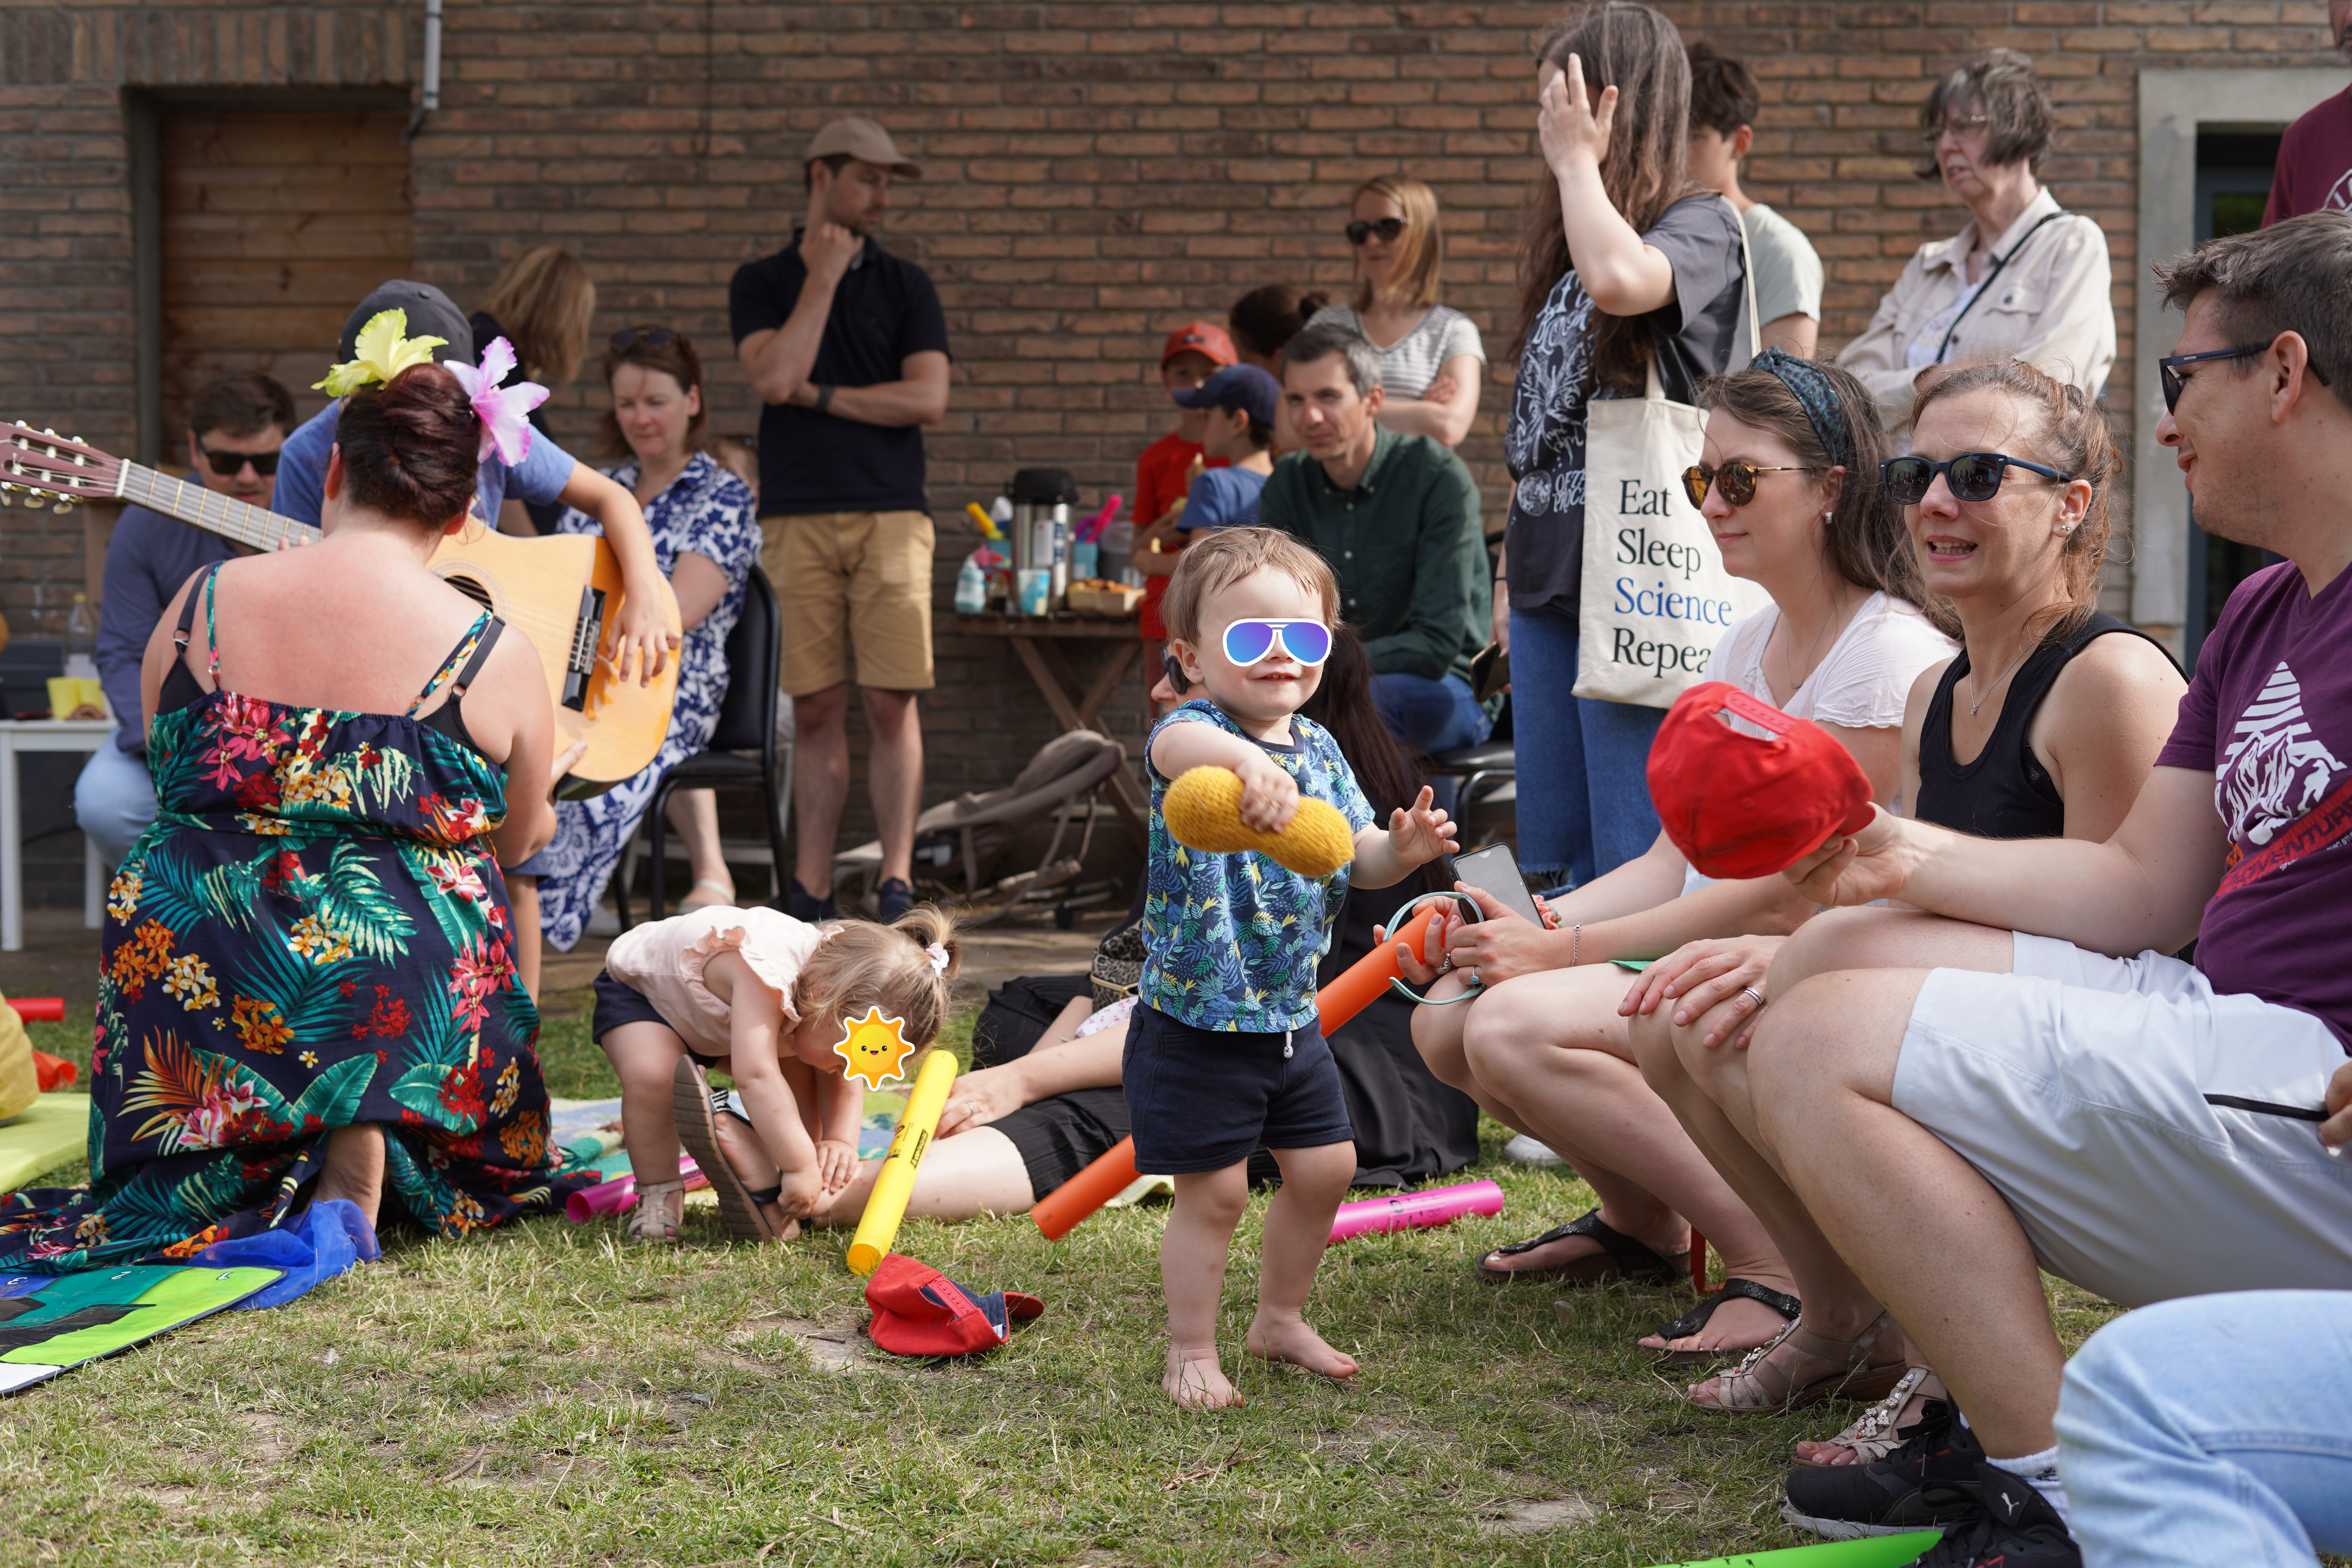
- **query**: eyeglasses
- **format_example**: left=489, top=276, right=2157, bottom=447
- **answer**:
left=198, top=446, right=279, bottom=477
left=2157, top=341, right=2334, bottom=412
left=1680, top=461, right=1824, bottom=510
left=1881, top=452, right=2072, bottom=506
left=1924, top=113, right=1990, bottom=143
left=1344, top=218, right=1406, bottom=246
left=610, top=327, right=677, bottom=351
left=1221, top=619, right=1333, bottom=668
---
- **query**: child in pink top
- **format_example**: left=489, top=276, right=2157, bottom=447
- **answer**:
left=592, top=902, right=960, bottom=1241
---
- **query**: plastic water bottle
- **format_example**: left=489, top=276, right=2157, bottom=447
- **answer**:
left=953, top=552, right=988, bottom=614
left=64, top=592, right=97, bottom=680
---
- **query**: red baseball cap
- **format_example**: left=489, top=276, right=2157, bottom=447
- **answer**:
left=1647, top=682, right=1875, bottom=880
left=1160, top=320, right=1238, bottom=369
left=864, top=1253, right=1043, bottom=1358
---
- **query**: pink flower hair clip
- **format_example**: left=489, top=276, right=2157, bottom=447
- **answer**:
left=444, top=337, right=550, bottom=465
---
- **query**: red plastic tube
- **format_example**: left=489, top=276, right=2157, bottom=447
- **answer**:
left=8, top=996, right=64, bottom=1023
left=1316, top=904, right=1442, bottom=1037
left=1033, top=1135, right=1142, bottom=1240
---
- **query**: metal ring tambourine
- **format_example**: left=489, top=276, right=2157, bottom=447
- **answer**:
left=1381, top=889, right=1485, bottom=1007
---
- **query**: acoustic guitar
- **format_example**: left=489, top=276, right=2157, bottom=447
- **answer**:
left=0, top=422, right=679, bottom=799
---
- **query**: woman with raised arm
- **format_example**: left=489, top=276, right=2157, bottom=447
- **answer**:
left=0, top=341, right=594, bottom=1272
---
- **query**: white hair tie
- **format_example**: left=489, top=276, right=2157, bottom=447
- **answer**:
left=926, top=942, right=949, bottom=974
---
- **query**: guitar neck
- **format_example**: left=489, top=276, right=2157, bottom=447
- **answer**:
left=118, top=462, right=321, bottom=552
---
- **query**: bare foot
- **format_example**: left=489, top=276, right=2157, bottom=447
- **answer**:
left=711, top=1109, right=802, bottom=1241
left=1164, top=1346, right=1243, bottom=1408
left=1636, top=1293, right=1796, bottom=1357
left=1245, top=1315, right=1358, bottom=1381
left=313, top=1124, right=386, bottom=1227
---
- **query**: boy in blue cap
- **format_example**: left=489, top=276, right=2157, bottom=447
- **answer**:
left=1169, top=363, right=1282, bottom=533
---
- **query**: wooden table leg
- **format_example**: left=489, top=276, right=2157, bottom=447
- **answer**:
left=1072, top=640, right=1139, bottom=731
left=1008, top=634, right=1151, bottom=852
left=1007, top=637, right=1085, bottom=731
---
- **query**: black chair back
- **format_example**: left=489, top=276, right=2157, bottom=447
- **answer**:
left=706, top=565, right=780, bottom=756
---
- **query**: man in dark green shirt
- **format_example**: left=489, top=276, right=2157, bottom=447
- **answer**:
left=1259, top=319, right=1493, bottom=755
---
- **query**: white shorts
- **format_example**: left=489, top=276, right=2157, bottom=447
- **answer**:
left=1893, top=934, right=2352, bottom=1308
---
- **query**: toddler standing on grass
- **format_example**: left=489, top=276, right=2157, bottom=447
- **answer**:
left=592, top=903, right=960, bottom=1242
left=1137, top=528, right=1457, bottom=1407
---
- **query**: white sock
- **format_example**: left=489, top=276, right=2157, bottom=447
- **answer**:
left=1987, top=1446, right=2070, bottom=1526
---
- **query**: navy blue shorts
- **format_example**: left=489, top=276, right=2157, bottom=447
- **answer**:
left=1123, top=1002, right=1354, bottom=1175
left=591, top=969, right=722, bottom=1070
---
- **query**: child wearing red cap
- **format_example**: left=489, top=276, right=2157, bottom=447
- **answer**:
left=589, top=902, right=960, bottom=1243
left=1133, top=321, right=1235, bottom=713
left=1137, top=528, right=1457, bottom=1406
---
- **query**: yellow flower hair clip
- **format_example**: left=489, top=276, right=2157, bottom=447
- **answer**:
left=834, top=1005, right=916, bottom=1089
left=313, top=309, right=448, bottom=396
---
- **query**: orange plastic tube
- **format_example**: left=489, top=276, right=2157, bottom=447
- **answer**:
left=1316, top=903, right=1441, bottom=1037
left=1033, top=1134, right=1142, bottom=1240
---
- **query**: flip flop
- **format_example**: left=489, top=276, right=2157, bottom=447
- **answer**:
left=680, top=878, right=737, bottom=912
left=671, top=1057, right=782, bottom=1242
left=1475, top=1207, right=1689, bottom=1285
left=1638, top=1277, right=1802, bottom=1364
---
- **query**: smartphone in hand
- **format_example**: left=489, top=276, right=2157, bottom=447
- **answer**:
left=1448, top=842, right=1546, bottom=927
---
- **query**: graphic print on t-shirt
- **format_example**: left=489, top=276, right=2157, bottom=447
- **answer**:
left=1504, top=270, right=1596, bottom=520
left=2216, top=660, right=2352, bottom=893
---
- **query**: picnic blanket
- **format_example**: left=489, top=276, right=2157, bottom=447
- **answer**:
left=0, top=1093, right=89, bottom=1196
left=0, top=1263, right=281, bottom=1394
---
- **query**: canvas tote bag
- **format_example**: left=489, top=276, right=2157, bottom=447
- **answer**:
left=1572, top=200, right=1766, bottom=707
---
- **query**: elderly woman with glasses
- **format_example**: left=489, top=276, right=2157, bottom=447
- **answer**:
left=1304, top=176, right=1486, bottom=447
left=1838, top=49, right=2115, bottom=445
left=505, top=326, right=762, bottom=984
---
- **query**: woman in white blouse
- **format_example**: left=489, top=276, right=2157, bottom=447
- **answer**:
left=1838, top=49, right=2114, bottom=445
left=1396, top=354, right=1957, bottom=1363
left=1308, top=175, right=1486, bottom=447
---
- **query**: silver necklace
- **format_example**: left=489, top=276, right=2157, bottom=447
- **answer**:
left=1965, top=642, right=2034, bottom=716
left=1773, top=593, right=1855, bottom=695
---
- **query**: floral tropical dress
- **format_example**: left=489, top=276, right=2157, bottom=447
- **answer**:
left=523, top=451, right=759, bottom=950
left=0, top=565, right=590, bottom=1272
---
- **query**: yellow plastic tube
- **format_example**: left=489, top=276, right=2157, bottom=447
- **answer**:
left=846, top=1048, right=960, bottom=1276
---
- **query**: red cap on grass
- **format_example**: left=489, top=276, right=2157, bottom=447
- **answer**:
left=1647, top=682, right=1875, bottom=880
left=864, top=1254, right=1043, bottom=1358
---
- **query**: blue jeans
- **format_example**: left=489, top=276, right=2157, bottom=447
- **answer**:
left=1371, top=670, right=1490, bottom=758
left=2057, top=1290, right=2352, bottom=1566
left=1506, top=603, right=1664, bottom=885
left=74, top=742, right=155, bottom=865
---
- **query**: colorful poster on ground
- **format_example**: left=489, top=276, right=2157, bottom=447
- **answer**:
left=0, top=1263, right=281, bottom=1394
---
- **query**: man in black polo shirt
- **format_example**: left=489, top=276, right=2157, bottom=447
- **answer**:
left=732, top=116, right=951, bottom=922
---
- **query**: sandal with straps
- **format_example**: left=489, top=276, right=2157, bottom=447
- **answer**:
left=1475, top=1207, right=1690, bottom=1285
left=671, top=1057, right=786, bottom=1242
left=1637, top=1278, right=1802, bottom=1365
left=680, top=877, right=736, bottom=912
left=1682, top=1310, right=1909, bottom=1414
left=625, top=1178, right=685, bottom=1241
left=1792, top=1366, right=1945, bottom=1467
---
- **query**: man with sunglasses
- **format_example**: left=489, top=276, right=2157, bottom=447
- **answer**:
left=73, top=371, right=296, bottom=863
left=1709, top=214, right=2352, bottom=1568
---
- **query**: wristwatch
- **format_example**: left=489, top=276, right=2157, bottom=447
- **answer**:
left=813, top=384, right=834, bottom=415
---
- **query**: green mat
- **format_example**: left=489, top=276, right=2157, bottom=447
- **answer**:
left=0, top=1092, right=89, bottom=1194
left=0, top=1263, right=281, bottom=1395
left=1650, top=1532, right=1939, bottom=1567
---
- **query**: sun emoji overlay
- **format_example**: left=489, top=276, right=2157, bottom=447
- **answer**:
left=833, top=1005, right=916, bottom=1089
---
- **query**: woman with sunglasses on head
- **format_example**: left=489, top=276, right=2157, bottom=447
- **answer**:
left=1628, top=356, right=2185, bottom=1444
left=1399, top=351, right=1955, bottom=1360
left=1836, top=49, right=2114, bottom=446
left=1304, top=177, right=1486, bottom=448
left=505, top=327, right=762, bottom=989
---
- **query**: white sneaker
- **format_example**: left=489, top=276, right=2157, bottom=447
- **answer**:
left=1502, top=1134, right=1565, bottom=1167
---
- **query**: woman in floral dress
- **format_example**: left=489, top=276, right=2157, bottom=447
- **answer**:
left=511, top=327, right=760, bottom=960
left=0, top=349, right=591, bottom=1270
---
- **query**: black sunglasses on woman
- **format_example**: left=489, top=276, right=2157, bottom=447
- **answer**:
left=1345, top=217, right=1405, bottom=246
left=1881, top=452, right=2072, bottom=506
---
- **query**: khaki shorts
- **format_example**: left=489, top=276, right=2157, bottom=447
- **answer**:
left=760, top=510, right=936, bottom=695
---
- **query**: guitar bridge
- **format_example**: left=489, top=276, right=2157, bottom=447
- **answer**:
left=562, top=586, right=606, bottom=711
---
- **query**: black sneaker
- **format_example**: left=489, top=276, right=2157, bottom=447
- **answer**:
left=876, top=877, right=915, bottom=923
left=1781, top=1399, right=1992, bottom=1539
left=1911, top=1467, right=2080, bottom=1567
left=777, top=879, right=836, bottom=922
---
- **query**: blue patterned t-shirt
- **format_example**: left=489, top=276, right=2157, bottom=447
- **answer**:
left=1140, top=701, right=1376, bottom=1032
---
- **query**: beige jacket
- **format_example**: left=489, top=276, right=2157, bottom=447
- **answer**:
left=1838, top=187, right=2115, bottom=441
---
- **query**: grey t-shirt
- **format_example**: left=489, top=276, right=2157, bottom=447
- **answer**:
left=1502, top=194, right=1747, bottom=618
left=1742, top=204, right=1824, bottom=327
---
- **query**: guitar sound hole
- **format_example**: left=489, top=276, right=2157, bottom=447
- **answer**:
left=441, top=574, right=494, bottom=612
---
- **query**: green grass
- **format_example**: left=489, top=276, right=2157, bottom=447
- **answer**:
left=7, top=1003, right=2126, bottom=1568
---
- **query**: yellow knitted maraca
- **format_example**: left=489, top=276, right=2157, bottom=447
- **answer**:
left=1163, top=766, right=1354, bottom=878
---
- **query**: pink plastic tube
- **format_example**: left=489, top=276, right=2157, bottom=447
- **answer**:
left=564, top=1154, right=704, bottom=1223
left=1326, top=1179, right=1504, bottom=1245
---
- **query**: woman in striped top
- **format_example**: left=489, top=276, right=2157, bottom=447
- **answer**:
left=1307, top=175, right=1487, bottom=448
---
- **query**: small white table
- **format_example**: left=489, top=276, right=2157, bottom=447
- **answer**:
left=0, top=717, right=113, bottom=952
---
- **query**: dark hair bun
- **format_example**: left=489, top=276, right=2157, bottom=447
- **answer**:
left=333, top=363, right=482, bottom=531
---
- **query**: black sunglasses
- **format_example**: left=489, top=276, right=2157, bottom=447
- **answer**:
left=1345, top=217, right=1406, bottom=246
left=198, top=446, right=279, bottom=477
left=1882, top=452, right=2071, bottom=506
left=2158, top=340, right=2334, bottom=413
left=1681, top=460, right=1823, bottom=510
left=611, top=326, right=677, bottom=351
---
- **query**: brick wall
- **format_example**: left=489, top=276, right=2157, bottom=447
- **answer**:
left=3, top=3, right=2344, bottom=815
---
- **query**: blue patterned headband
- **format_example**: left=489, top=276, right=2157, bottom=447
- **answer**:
left=1755, top=347, right=1851, bottom=470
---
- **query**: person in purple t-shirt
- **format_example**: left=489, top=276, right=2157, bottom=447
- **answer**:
left=1620, top=216, right=2352, bottom=1567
